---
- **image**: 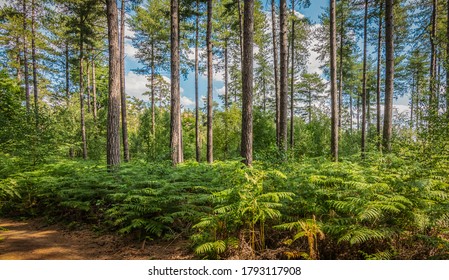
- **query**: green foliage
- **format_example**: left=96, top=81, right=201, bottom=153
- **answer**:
left=192, top=164, right=293, bottom=258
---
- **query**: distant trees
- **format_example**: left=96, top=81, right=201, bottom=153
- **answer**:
left=1, top=0, right=449, bottom=166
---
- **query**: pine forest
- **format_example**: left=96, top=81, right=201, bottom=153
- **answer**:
left=1, top=0, right=449, bottom=260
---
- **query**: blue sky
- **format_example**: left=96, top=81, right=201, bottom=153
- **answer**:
left=124, top=0, right=409, bottom=113
left=124, top=1, right=330, bottom=109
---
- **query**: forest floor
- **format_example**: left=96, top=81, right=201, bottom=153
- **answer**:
left=0, top=218, right=194, bottom=260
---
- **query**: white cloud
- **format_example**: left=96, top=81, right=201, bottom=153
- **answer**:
left=181, top=96, right=194, bottom=108
left=217, top=86, right=225, bottom=96
left=125, top=72, right=148, bottom=100
left=124, top=43, right=138, bottom=60
left=308, top=24, right=323, bottom=76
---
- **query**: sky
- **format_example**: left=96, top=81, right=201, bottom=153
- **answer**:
left=124, top=0, right=330, bottom=110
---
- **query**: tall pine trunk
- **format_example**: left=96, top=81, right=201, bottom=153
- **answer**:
left=271, top=0, right=280, bottom=146
left=330, top=0, right=339, bottom=161
left=151, top=42, right=155, bottom=137
left=86, top=56, right=91, bottom=113
left=382, top=0, right=394, bottom=152
left=241, top=0, right=254, bottom=166
left=31, top=0, right=38, bottom=127
left=92, top=58, right=97, bottom=121
left=23, top=0, right=30, bottom=115
left=289, top=0, right=295, bottom=151
left=120, top=0, right=130, bottom=162
left=79, top=20, right=88, bottom=160
left=195, top=0, right=201, bottom=162
left=279, top=0, right=288, bottom=152
left=447, top=0, right=449, bottom=120
left=429, top=0, right=438, bottom=130
left=65, top=41, right=70, bottom=106
left=361, top=0, right=368, bottom=158
left=106, top=0, right=121, bottom=167
left=170, top=0, right=183, bottom=165
left=206, top=0, right=213, bottom=163
left=338, top=1, right=344, bottom=129
left=376, top=1, right=383, bottom=150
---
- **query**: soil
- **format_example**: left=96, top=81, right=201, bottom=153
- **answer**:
left=0, top=218, right=194, bottom=260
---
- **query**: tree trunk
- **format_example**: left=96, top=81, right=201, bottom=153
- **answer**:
left=279, top=0, right=288, bottom=152
left=31, top=0, right=38, bottom=127
left=411, top=73, right=415, bottom=129
left=237, top=0, right=244, bottom=65
left=92, top=58, right=97, bottom=121
left=106, top=0, right=121, bottom=167
left=382, top=0, right=394, bottom=152
left=206, top=0, right=213, bottom=163
left=308, top=89, right=312, bottom=123
left=271, top=0, right=280, bottom=146
left=447, top=0, right=449, bottom=120
left=195, top=0, right=201, bottom=162
left=289, top=0, right=295, bottom=151
left=350, top=93, right=353, bottom=133
left=330, top=0, right=339, bottom=161
left=376, top=0, right=383, bottom=150
left=86, top=56, right=91, bottom=113
left=338, top=1, right=344, bottom=129
left=65, top=41, right=70, bottom=106
left=241, top=0, right=254, bottom=166
left=79, top=35, right=87, bottom=160
left=429, top=0, right=437, bottom=121
left=357, top=94, right=360, bottom=130
left=361, top=0, right=368, bottom=158
left=151, top=42, right=155, bottom=137
left=16, top=37, right=22, bottom=82
left=170, top=0, right=183, bottom=165
left=22, top=0, right=30, bottom=115
left=120, top=0, right=130, bottom=162
left=224, top=37, right=229, bottom=159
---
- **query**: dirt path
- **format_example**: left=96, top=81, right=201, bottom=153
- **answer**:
left=0, top=218, right=194, bottom=260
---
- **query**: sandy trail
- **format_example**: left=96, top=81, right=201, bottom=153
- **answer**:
left=0, top=218, right=192, bottom=260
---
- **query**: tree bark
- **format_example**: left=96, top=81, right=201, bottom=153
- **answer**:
left=361, top=0, right=368, bottom=158
left=195, top=0, right=201, bottom=162
left=330, top=0, right=339, bottom=161
left=92, top=58, right=97, bottom=121
left=237, top=0, right=244, bottom=65
left=241, top=0, right=254, bottom=166
left=429, top=0, right=437, bottom=119
left=170, top=0, right=183, bottom=165
left=151, top=42, right=155, bottom=137
left=120, top=0, right=130, bottom=162
left=106, top=0, right=121, bottom=167
left=22, top=0, right=30, bottom=115
left=206, top=0, right=213, bottom=163
left=447, top=0, right=449, bottom=120
left=31, top=0, right=38, bottom=127
left=279, top=0, right=288, bottom=152
left=79, top=34, right=87, bottom=160
left=86, top=56, right=91, bottom=113
left=338, top=0, right=344, bottom=129
left=376, top=0, right=383, bottom=150
left=382, top=0, right=394, bottom=152
left=224, top=37, right=229, bottom=159
left=271, top=0, right=280, bottom=146
left=289, top=0, right=295, bottom=151
left=65, top=41, right=70, bottom=106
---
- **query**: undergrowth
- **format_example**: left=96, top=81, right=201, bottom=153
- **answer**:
left=1, top=152, right=449, bottom=260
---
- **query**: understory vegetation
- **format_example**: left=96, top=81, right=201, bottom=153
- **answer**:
left=2, top=147, right=449, bottom=260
